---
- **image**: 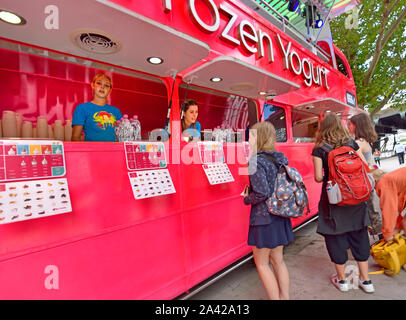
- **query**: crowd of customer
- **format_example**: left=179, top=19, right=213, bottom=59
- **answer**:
left=242, top=111, right=406, bottom=299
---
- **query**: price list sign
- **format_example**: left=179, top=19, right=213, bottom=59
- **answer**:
left=0, top=140, right=66, bottom=182
left=128, top=169, right=176, bottom=200
left=125, top=142, right=167, bottom=171
left=0, top=178, right=72, bottom=225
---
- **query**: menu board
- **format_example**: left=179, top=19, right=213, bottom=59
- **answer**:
left=0, top=140, right=66, bottom=182
left=128, top=169, right=175, bottom=200
left=0, top=178, right=72, bottom=224
left=202, top=163, right=234, bottom=185
left=197, top=142, right=225, bottom=164
left=125, top=142, right=167, bottom=171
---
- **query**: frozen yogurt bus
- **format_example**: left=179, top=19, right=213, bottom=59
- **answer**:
left=0, top=0, right=362, bottom=299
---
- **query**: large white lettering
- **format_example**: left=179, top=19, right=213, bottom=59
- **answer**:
left=238, top=20, right=258, bottom=54
left=276, top=34, right=328, bottom=89
left=219, top=4, right=240, bottom=46
left=163, top=0, right=172, bottom=13
left=188, top=0, right=220, bottom=33
left=257, top=29, right=274, bottom=63
left=185, top=0, right=329, bottom=89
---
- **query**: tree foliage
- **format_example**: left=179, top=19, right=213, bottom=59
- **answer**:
left=330, top=0, right=406, bottom=117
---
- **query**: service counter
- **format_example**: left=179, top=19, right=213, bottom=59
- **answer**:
left=0, top=140, right=254, bottom=299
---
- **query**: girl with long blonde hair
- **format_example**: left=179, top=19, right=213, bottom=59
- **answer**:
left=242, top=121, right=293, bottom=300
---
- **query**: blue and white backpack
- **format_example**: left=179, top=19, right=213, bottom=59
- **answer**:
left=261, top=154, right=310, bottom=218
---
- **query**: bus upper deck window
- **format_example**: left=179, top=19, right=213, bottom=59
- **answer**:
left=335, top=55, right=349, bottom=77
left=291, top=109, right=318, bottom=143
left=263, top=104, right=287, bottom=142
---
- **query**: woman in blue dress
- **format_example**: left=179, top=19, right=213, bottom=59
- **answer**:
left=242, top=121, right=293, bottom=300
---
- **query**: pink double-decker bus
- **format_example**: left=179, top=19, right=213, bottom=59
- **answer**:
left=0, top=0, right=361, bottom=299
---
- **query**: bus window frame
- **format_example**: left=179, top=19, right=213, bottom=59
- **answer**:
left=176, top=81, right=258, bottom=143
left=290, top=108, right=319, bottom=143
left=260, top=102, right=289, bottom=143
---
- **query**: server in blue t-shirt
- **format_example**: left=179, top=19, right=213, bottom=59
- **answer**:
left=72, top=74, right=122, bottom=142
left=181, top=99, right=201, bottom=142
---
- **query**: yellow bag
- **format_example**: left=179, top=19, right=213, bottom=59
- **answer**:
left=370, top=233, right=406, bottom=276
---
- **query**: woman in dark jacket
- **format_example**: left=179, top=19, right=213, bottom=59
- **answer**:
left=243, top=121, right=293, bottom=300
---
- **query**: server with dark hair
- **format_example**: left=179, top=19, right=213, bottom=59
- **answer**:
left=181, top=99, right=201, bottom=142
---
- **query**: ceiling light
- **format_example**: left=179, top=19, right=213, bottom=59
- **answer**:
left=147, top=57, right=163, bottom=65
left=0, top=10, right=26, bottom=25
left=210, top=77, right=222, bottom=82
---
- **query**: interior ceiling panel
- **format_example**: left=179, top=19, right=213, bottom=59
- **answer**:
left=0, top=0, right=210, bottom=77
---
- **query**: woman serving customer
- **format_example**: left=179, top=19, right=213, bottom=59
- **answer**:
left=181, top=99, right=201, bottom=142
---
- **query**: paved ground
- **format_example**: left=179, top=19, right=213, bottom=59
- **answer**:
left=189, top=156, right=406, bottom=300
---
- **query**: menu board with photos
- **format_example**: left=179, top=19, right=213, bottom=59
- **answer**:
left=197, top=142, right=225, bottom=164
left=202, top=163, right=234, bottom=185
left=125, top=142, right=167, bottom=171
left=128, top=169, right=175, bottom=200
left=0, top=178, right=72, bottom=224
left=0, top=140, right=66, bottom=182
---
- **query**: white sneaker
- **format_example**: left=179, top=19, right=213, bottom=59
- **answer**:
left=359, top=280, right=375, bottom=293
left=330, top=274, right=349, bottom=292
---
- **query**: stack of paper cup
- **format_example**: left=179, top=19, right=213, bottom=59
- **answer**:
left=36, top=116, right=48, bottom=138
left=2, top=110, right=17, bottom=138
left=54, top=120, right=64, bottom=141
left=22, top=121, right=33, bottom=138
left=64, top=120, right=72, bottom=141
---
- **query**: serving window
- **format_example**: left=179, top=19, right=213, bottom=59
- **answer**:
left=0, top=40, right=168, bottom=142
left=263, top=104, right=287, bottom=143
left=178, top=84, right=257, bottom=142
left=291, top=109, right=318, bottom=143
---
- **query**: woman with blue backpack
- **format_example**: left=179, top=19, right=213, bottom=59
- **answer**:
left=242, top=121, right=294, bottom=300
left=312, top=112, right=375, bottom=294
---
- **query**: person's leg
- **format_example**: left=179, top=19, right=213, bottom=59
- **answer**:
left=401, top=214, right=406, bottom=235
left=269, top=245, right=290, bottom=300
left=348, top=228, right=371, bottom=281
left=334, top=263, right=347, bottom=281
left=324, top=234, right=348, bottom=280
left=397, top=153, right=402, bottom=165
left=357, top=260, right=370, bottom=282
left=401, top=152, right=405, bottom=164
left=252, top=246, right=280, bottom=300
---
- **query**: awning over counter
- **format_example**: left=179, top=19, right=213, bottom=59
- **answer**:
left=182, top=56, right=300, bottom=99
left=294, top=98, right=361, bottom=116
left=0, top=0, right=210, bottom=77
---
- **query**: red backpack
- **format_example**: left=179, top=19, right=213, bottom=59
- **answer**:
left=322, top=144, right=372, bottom=206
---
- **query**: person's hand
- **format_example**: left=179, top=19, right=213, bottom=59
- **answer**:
left=384, top=236, right=394, bottom=242
left=240, top=185, right=249, bottom=197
